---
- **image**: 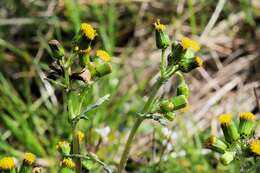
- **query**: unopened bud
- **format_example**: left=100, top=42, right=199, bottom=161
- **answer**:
left=160, top=100, right=174, bottom=112
left=171, top=95, right=188, bottom=110
left=220, top=151, right=236, bottom=165
left=48, top=40, right=65, bottom=59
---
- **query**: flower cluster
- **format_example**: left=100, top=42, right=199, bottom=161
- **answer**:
left=47, top=22, right=112, bottom=85
left=205, top=112, right=258, bottom=165
left=0, top=152, right=36, bottom=173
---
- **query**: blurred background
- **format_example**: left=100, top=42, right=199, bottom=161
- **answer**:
left=0, top=0, right=260, bottom=172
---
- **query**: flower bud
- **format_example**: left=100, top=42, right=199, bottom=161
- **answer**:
left=56, top=141, right=71, bottom=155
left=160, top=100, right=174, bottom=113
left=205, top=136, right=227, bottom=154
left=95, top=63, right=112, bottom=77
left=60, top=158, right=75, bottom=173
left=164, top=112, right=176, bottom=121
left=239, top=112, right=256, bottom=137
left=167, top=41, right=184, bottom=66
left=177, top=81, right=189, bottom=98
left=48, top=40, right=65, bottom=59
left=171, top=95, right=188, bottom=111
left=19, top=153, right=36, bottom=173
left=178, top=54, right=203, bottom=73
left=218, top=114, right=240, bottom=143
left=249, top=139, right=260, bottom=156
left=153, top=19, right=170, bottom=49
left=76, top=130, right=85, bottom=143
left=220, top=151, right=236, bottom=165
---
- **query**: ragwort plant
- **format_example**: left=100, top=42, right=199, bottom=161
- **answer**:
left=205, top=112, right=260, bottom=172
left=118, top=19, right=203, bottom=173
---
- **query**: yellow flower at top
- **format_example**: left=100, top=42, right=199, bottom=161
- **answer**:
left=80, top=23, right=97, bottom=40
left=62, top=158, right=75, bottom=168
left=96, top=50, right=111, bottom=62
left=180, top=37, right=200, bottom=51
left=76, top=130, right=85, bottom=143
left=250, top=139, right=260, bottom=155
left=24, top=152, right=36, bottom=165
left=153, top=19, right=166, bottom=32
left=195, top=56, right=203, bottom=67
left=218, top=114, right=232, bottom=125
left=240, top=112, right=256, bottom=121
left=0, top=157, right=15, bottom=170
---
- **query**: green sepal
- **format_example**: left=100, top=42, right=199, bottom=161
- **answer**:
left=206, top=136, right=227, bottom=154
left=171, top=95, right=188, bottom=110
left=155, top=30, right=170, bottom=49
left=164, top=112, right=176, bottom=121
left=239, top=119, right=254, bottom=137
left=95, top=63, right=112, bottom=77
left=220, top=151, right=236, bottom=165
left=177, top=82, right=189, bottom=98
left=221, top=122, right=240, bottom=143
left=18, top=163, right=32, bottom=173
left=159, top=100, right=174, bottom=112
left=178, top=49, right=199, bottom=73
left=59, top=167, right=75, bottom=173
left=167, top=41, right=184, bottom=66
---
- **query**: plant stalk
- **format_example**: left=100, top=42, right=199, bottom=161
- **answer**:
left=118, top=78, right=164, bottom=173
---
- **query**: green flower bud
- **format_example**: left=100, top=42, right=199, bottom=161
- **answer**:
left=167, top=41, right=184, bottom=66
left=220, top=151, right=236, bottom=165
left=153, top=19, right=170, bottom=49
left=95, top=63, right=112, bottom=77
left=160, top=100, right=174, bottom=112
left=48, top=40, right=65, bottom=59
left=219, top=114, right=240, bottom=143
left=239, top=112, right=256, bottom=137
left=205, top=136, right=227, bottom=154
left=19, top=153, right=36, bottom=173
left=56, top=141, right=71, bottom=155
left=171, top=95, right=188, bottom=111
left=165, top=112, right=176, bottom=121
left=177, top=81, right=189, bottom=98
left=178, top=49, right=203, bottom=73
left=59, top=159, right=75, bottom=173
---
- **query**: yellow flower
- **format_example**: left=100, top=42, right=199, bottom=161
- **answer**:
left=180, top=37, right=200, bottom=51
left=76, top=130, right=85, bottom=143
left=218, top=114, right=232, bottom=124
left=195, top=56, right=203, bottom=67
left=153, top=19, right=166, bottom=32
left=240, top=112, right=256, bottom=121
left=0, top=157, right=15, bottom=170
left=96, top=50, right=111, bottom=62
left=24, top=152, right=36, bottom=165
left=80, top=23, right=97, bottom=40
left=56, top=140, right=70, bottom=149
left=62, top=158, right=75, bottom=168
left=250, top=139, right=260, bottom=155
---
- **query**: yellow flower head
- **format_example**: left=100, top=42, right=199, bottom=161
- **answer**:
left=240, top=112, right=256, bottom=121
left=56, top=140, right=70, bottom=149
left=153, top=19, right=166, bottom=32
left=62, top=158, right=75, bottom=168
left=76, top=130, right=85, bottom=143
left=218, top=114, right=232, bottom=125
left=206, top=135, right=216, bottom=146
left=250, top=139, right=260, bottom=155
left=195, top=56, right=203, bottom=67
left=180, top=37, right=200, bottom=51
left=96, top=50, right=111, bottom=62
left=0, top=157, right=15, bottom=170
left=80, top=23, right=97, bottom=40
left=23, top=152, right=36, bottom=165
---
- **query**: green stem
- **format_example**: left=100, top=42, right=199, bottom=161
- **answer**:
left=118, top=78, right=164, bottom=173
left=160, top=49, right=166, bottom=76
left=72, top=128, right=82, bottom=173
